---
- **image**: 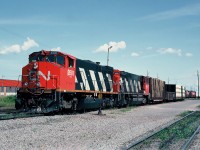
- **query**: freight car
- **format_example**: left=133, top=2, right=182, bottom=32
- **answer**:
left=185, top=90, right=190, bottom=98
left=165, top=84, right=185, bottom=101
left=149, top=78, right=165, bottom=103
left=185, top=90, right=196, bottom=98
left=16, top=50, right=184, bottom=113
left=189, top=91, right=196, bottom=98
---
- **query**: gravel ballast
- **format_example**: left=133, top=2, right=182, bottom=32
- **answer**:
left=0, top=100, right=200, bottom=150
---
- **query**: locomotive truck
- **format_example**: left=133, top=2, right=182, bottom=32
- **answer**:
left=16, top=50, right=185, bottom=113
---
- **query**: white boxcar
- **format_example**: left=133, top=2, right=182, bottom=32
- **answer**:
left=165, top=84, right=185, bottom=101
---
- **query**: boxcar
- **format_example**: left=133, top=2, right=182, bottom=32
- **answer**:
left=165, top=84, right=185, bottom=101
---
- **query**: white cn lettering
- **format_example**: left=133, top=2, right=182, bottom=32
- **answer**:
left=38, top=71, right=51, bottom=81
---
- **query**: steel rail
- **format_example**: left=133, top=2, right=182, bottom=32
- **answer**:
left=125, top=111, right=196, bottom=150
left=181, top=125, right=200, bottom=150
left=0, top=112, right=44, bottom=120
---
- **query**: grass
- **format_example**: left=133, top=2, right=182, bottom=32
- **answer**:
left=197, top=105, right=200, bottom=109
left=135, top=111, right=200, bottom=150
left=0, top=96, right=16, bottom=108
left=120, top=106, right=136, bottom=112
left=155, top=111, right=200, bottom=149
left=132, top=111, right=200, bottom=150
left=177, top=110, right=193, bottom=117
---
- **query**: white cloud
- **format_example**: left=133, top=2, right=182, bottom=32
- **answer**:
left=21, top=37, right=39, bottom=51
left=0, top=44, right=21, bottom=54
left=51, top=47, right=61, bottom=51
left=131, top=52, right=140, bottom=57
left=158, top=48, right=182, bottom=56
left=0, top=37, right=39, bottom=55
left=185, top=52, right=193, bottom=57
left=95, top=41, right=126, bottom=53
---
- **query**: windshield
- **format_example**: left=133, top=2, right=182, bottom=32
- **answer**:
left=29, top=55, right=37, bottom=62
left=29, top=54, right=45, bottom=62
left=29, top=53, right=65, bottom=66
left=46, top=54, right=55, bottom=62
left=37, top=55, right=44, bottom=61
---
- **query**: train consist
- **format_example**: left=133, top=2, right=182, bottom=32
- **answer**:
left=16, top=50, right=186, bottom=113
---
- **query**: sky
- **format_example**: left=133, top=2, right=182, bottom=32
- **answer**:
left=0, top=0, right=199, bottom=91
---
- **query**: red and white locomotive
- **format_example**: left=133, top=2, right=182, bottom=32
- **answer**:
left=16, top=50, right=185, bottom=113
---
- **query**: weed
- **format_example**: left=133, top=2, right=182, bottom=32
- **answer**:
left=120, top=106, right=135, bottom=112
left=135, top=111, right=200, bottom=150
left=0, top=96, right=16, bottom=107
left=177, top=111, right=193, bottom=117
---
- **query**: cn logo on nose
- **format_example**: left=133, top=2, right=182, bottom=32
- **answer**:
left=38, top=71, right=51, bottom=81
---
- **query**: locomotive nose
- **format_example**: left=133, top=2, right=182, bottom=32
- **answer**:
left=26, top=62, right=41, bottom=88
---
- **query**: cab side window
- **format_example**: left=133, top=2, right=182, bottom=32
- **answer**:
left=68, top=58, right=74, bottom=68
left=56, top=55, right=65, bottom=66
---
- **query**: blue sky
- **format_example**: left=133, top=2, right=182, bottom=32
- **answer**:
left=0, top=0, right=199, bottom=91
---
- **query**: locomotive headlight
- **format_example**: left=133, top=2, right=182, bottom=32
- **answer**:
left=36, top=82, right=40, bottom=87
left=33, top=62, right=38, bottom=69
left=24, top=82, right=28, bottom=86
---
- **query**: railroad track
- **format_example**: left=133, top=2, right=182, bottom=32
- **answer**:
left=0, top=108, right=75, bottom=120
left=125, top=111, right=200, bottom=150
left=181, top=125, right=200, bottom=150
left=0, top=111, right=44, bottom=120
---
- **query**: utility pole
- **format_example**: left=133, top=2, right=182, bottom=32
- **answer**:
left=1, top=75, right=4, bottom=96
left=168, top=77, right=169, bottom=84
left=107, top=46, right=113, bottom=66
left=147, top=70, right=149, bottom=77
left=197, top=70, right=199, bottom=98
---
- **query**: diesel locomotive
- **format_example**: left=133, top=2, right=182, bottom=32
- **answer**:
left=185, top=90, right=197, bottom=98
left=16, top=50, right=185, bottom=113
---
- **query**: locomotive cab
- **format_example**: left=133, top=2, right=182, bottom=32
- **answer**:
left=21, top=50, right=76, bottom=92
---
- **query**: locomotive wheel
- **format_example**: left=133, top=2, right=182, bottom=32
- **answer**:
left=59, top=107, right=64, bottom=115
left=72, top=98, right=78, bottom=112
left=142, top=98, right=147, bottom=105
left=15, top=102, right=21, bottom=110
left=102, top=101, right=106, bottom=108
left=110, top=100, right=114, bottom=108
left=15, top=98, right=23, bottom=110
